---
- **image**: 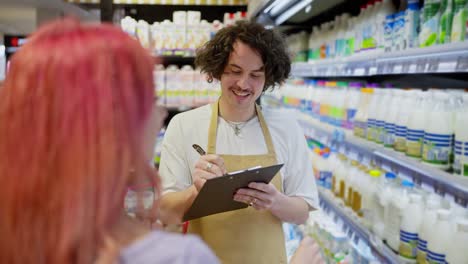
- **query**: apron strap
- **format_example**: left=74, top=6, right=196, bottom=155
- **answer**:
left=207, top=100, right=277, bottom=156
left=207, top=102, right=219, bottom=154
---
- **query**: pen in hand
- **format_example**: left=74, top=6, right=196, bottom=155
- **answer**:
left=192, top=144, right=206, bottom=156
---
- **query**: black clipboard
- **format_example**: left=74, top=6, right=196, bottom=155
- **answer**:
left=183, top=163, right=284, bottom=221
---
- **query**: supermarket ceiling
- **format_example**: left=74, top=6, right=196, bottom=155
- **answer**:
left=0, top=0, right=98, bottom=34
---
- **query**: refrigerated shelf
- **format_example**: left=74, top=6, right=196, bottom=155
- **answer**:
left=297, top=111, right=468, bottom=206
left=319, top=187, right=400, bottom=264
left=292, top=42, right=468, bottom=77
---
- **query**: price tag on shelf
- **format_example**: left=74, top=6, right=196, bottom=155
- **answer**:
left=456, top=56, right=468, bottom=71
left=354, top=67, right=366, bottom=76
left=416, top=58, right=427, bottom=72
left=401, top=61, right=411, bottom=73
left=434, top=183, right=445, bottom=196
left=369, top=66, right=377, bottom=75
left=427, top=58, right=440, bottom=72
left=438, top=61, right=457, bottom=72
left=393, top=64, right=402, bottom=74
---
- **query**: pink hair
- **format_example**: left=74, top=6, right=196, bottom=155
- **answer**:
left=0, top=18, right=157, bottom=263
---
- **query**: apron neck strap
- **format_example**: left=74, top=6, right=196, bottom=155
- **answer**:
left=207, top=100, right=276, bottom=155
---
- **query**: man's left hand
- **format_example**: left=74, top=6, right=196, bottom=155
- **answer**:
left=233, top=182, right=281, bottom=211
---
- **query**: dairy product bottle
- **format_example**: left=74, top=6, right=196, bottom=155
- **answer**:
left=422, top=92, right=455, bottom=170
left=362, top=169, right=382, bottom=229
left=446, top=219, right=468, bottom=264
left=345, top=160, right=360, bottom=208
left=420, top=0, right=442, bottom=47
left=345, top=82, right=361, bottom=130
left=334, top=154, right=349, bottom=200
left=451, top=0, right=468, bottom=42
left=384, top=14, right=395, bottom=52
left=154, top=65, right=166, bottom=106
left=394, top=90, right=415, bottom=153
left=376, top=89, right=393, bottom=145
left=405, top=0, right=421, bottom=48
left=399, top=194, right=424, bottom=263
left=455, top=93, right=468, bottom=177
left=406, top=91, right=430, bottom=159
left=373, top=172, right=398, bottom=239
left=355, top=4, right=367, bottom=54
left=344, top=17, right=356, bottom=56
left=354, top=87, right=374, bottom=138
left=439, top=0, right=454, bottom=43
left=385, top=180, right=413, bottom=251
left=417, top=198, right=441, bottom=264
left=376, top=0, right=397, bottom=50
left=426, top=209, right=452, bottom=264
left=384, top=90, right=402, bottom=148
left=366, top=86, right=382, bottom=142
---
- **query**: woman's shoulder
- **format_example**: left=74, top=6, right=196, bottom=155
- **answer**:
left=120, top=230, right=219, bottom=264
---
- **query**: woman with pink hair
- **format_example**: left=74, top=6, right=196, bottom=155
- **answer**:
left=0, top=18, right=219, bottom=264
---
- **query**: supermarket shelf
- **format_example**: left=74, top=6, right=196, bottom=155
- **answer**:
left=66, top=0, right=247, bottom=5
left=297, top=111, right=468, bottom=206
left=292, top=42, right=468, bottom=77
left=319, top=188, right=400, bottom=264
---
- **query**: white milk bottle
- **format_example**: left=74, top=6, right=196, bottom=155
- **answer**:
left=362, top=169, right=382, bottom=229
left=454, top=93, right=468, bottom=176
left=406, top=91, right=430, bottom=159
left=417, top=198, right=441, bottom=264
left=394, top=90, right=415, bottom=153
left=375, top=89, right=390, bottom=144
left=426, top=209, right=452, bottom=264
left=422, top=92, right=454, bottom=170
left=374, top=172, right=398, bottom=239
left=367, top=86, right=382, bottom=142
left=376, top=0, right=397, bottom=50
left=384, top=90, right=401, bottom=148
left=385, top=180, right=413, bottom=251
left=345, top=82, right=361, bottom=130
left=353, top=87, right=373, bottom=138
left=399, top=194, right=424, bottom=263
left=446, top=219, right=468, bottom=264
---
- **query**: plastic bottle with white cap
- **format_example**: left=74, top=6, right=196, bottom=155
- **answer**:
left=422, top=91, right=455, bottom=170
left=426, top=209, right=452, bottom=264
left=399, top=194, right=424, bottom=263
left=385, top=180, right=413, bottom=251
left=446, top=219, right=468, bottom=264
left=417, top=197, right=441, bottom=263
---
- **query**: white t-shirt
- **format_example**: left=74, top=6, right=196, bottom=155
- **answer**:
left=159, top=104, right=319, bottom=209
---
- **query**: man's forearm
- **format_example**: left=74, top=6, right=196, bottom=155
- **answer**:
left=158, top=186, right=198, bottom=225
left=270, top=195, right=311, bottom=225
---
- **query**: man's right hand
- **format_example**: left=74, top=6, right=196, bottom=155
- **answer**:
left=192, top=154, right=227, bottom=191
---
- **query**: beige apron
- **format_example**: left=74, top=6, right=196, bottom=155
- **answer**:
left=188, top=102, right=287, bottom=264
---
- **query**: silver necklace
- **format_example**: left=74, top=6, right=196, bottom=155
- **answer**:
left=225, top=120, right=248, bottom=136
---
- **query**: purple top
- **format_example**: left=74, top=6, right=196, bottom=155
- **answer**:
left=120, top=230, right=220, bottom=264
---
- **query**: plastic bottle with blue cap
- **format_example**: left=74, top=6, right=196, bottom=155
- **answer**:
left=385, top=179, right=414, bottom=251
left=399, top=193, right=424, bottom=263
left=374, top=172, right=398, bottom=239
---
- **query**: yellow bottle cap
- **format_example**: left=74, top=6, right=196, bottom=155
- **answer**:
left=369, top=170, right=382, bottom=177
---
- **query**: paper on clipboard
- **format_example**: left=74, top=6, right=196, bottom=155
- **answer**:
left=182, top=163, right=283, bottom=221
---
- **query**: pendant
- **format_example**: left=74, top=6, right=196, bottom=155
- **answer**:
left=234, top=125, right=241, bottom=136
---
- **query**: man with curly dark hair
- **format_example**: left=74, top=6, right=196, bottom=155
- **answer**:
left=158, top=21, right=319, bottom=264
